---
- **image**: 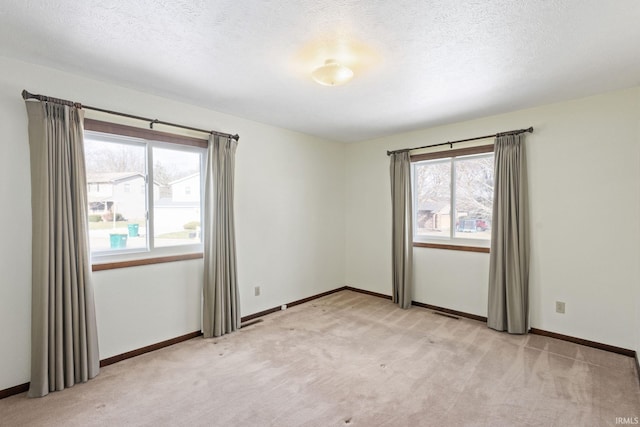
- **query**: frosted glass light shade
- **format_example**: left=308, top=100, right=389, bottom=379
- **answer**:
left=311, top=59, right=354, bottom=86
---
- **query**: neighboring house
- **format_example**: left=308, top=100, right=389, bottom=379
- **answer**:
left=87, top=172, right=160, bottom=221
left=169, top=173, right=200, bottom=203
left=416, top=200, right=450, bottom=231
left=153, top=173, right=201, bottom=235
left=87, top=171, right=201, bottom=233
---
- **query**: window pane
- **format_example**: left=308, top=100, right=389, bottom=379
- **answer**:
left=454, top=154, right=494, bottom=240
left=414, top=160, right=451, bottom=238
left=85, top=135, right=147, bottom=252
left=153, top=147, right=202, bottom=247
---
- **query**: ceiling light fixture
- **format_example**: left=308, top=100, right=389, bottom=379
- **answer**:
left=311, top=59, right=354, bottom=86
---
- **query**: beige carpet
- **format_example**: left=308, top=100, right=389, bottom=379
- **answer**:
left=1, top=290, right=639, bottom=426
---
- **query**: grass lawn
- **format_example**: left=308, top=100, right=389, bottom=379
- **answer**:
left=89, top=220, right=196, bottom=240
left=158, top=230, right=192, bottom=239
left=89, top=220, right=144, bottom=230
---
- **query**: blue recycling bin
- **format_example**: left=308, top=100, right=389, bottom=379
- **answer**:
left=109, top=233, right=128, bottom=249
left=127, top=223, right=139, bottom=237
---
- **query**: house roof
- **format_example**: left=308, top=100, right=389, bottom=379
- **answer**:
left=87, top=172, right=144, bottom=184
left=417, top=201, right=449, bottom=214
left=87, top=172, right=162, bottom=186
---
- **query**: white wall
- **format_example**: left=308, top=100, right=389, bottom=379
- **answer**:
left=93, top=260, right=203, bottom=359
left=637, top=106, right=640, bottom=361
left=1, top=53, right=637, bottom=392
left=345, top=87, right=640, bottom=350
left=0, top=56, right=345, bottom=390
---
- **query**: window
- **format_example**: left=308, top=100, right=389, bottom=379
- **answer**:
left=84, top=120, right=207, bottom=261
left=412, top=145, right=494, bottom=247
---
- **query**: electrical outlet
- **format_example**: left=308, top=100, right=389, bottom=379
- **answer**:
left=555, top=301, right=565, bottom=314
left=281, top=304, right=287, bottom=311
left=254, top=286, right=260, bottom=296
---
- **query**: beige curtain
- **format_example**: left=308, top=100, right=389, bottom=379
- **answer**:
left=203, top=135, right=240, bottom=337
left=487, top=133, right=530, bottom=334
left=390, top=152, right=413, bottom=309
left=25, top=101, right=100, bottom=397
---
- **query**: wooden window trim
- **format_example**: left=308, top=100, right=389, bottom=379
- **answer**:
left=85, top=119, right=208, bottom=149
left=85, top=120, right=207, bottom=268
left=412, top=144, right=494, bottom=251
left=413, top=242, right=490, bottom=253
left=410, top=144, right=493, bottom=162
left=92, top=253, right=203, bottom=271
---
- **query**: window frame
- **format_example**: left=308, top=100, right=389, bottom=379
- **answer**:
left=411, top=144, right=494, bottom=253
left=84, top=119, right=208, bottom=268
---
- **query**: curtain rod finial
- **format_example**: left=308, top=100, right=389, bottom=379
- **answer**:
left=527, top=126, right=534, bottom=133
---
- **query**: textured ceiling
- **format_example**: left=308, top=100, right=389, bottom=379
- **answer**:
left=1, top=1, right=639, bottom=142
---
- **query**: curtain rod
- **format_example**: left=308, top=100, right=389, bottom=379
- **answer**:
left=21, top=90, right=240, bottom=141
left=386, top=126, right=533, bottom=156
